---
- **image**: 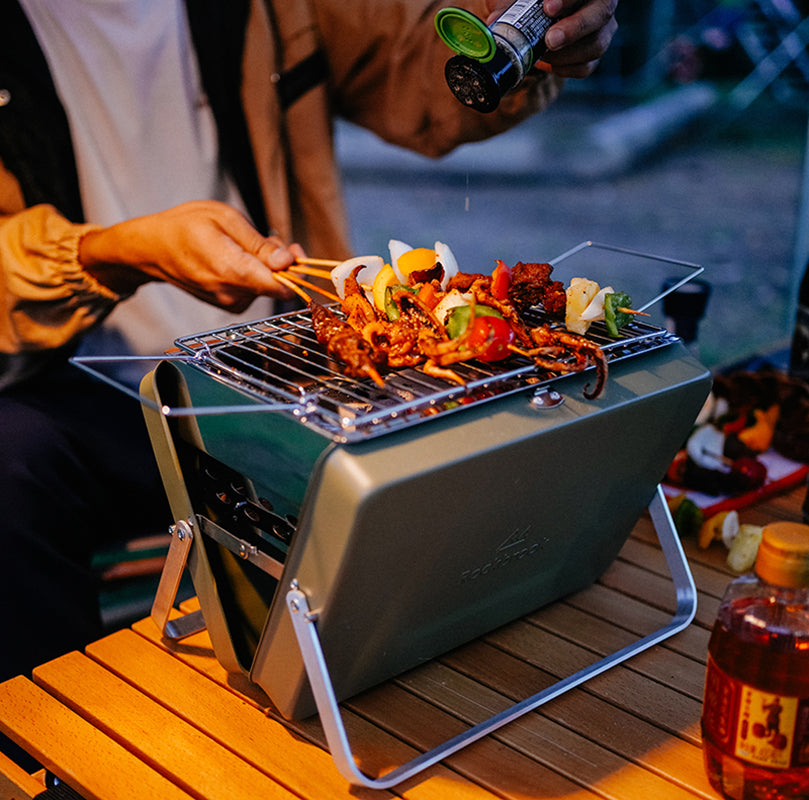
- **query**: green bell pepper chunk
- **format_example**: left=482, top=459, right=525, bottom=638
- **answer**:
left=384, top=284, right=417, bottom=321
left=604, top=291, right=633, bottom=337
left=446, top=304, right=502, bottom=338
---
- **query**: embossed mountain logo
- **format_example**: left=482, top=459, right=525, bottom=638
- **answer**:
left=460, top=526, right=548, bottom=583
left=497, top=527, right=531, bottom=552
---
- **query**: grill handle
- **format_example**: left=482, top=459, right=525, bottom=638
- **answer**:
left=286, top=484, right=697, bottom=789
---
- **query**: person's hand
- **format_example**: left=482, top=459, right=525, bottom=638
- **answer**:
left=79, top=200, right=303, bottom=312
left=485, top=0, right=619, bottom=79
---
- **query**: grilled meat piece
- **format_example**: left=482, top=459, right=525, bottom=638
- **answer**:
left=508, top=261, right=566, bottom=317
left=309, top=301, right=386, bottom=387
left=446, top=272, right=487, bottom=292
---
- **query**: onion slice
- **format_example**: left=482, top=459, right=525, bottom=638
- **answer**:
left=331, top=255, right=385, bottom=299
left=579, top=286, right=615, bottom=322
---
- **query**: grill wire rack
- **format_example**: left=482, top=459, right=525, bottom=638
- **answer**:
left=72, top=241, right=704, bottom=441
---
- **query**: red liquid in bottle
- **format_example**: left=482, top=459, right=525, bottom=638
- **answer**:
left=702, top=593, right=809, bottom=800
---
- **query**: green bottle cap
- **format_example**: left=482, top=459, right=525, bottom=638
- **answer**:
left=434, top=8, right=496, bottom=63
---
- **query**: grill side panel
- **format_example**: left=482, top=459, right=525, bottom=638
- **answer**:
left=251, top=343, right=711, bottom=719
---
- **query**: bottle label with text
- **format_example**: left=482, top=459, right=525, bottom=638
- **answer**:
left=703, top=655, right=809, bottom=770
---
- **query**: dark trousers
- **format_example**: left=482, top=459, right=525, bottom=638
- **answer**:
left=0, top=359, right=171, bottom=684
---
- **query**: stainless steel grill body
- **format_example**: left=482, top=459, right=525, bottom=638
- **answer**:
left=141, top=308, right=711, bottom=720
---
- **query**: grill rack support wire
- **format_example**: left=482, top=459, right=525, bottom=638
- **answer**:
left=550, top=240, right=704, bottom=313
left=69, top=241, right=704, bottom=434
left=286, top=485, right=697, bottom=789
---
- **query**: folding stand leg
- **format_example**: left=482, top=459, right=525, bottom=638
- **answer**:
left=151, top=520, right=206, bottom=641
left=285, top=484, right=697, bottom=789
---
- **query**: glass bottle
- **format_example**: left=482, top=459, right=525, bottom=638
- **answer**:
left=435, top=1, right=554, bottom=112
left=701, top=521, right=809, bottom=800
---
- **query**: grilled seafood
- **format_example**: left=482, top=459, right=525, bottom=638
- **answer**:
left=306, top=244, right=610, bottom=397
left=309, top=301, right=386, bottom=387
left=511, top=325, right=609, bottom=400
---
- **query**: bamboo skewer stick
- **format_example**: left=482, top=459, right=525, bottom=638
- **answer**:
left=274, top=272, right=312, bottom=304
left=286, top=274, right=341, bottom=303
left=293, top=256, right=341, bottom=268
left=287, top=264, right=334, bottom=279
left=275, top=270, right=341, bottom=303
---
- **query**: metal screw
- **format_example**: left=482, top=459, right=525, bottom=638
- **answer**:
left=173, top=519, right=194, bottom=541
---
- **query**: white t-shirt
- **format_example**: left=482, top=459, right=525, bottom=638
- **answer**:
left=19, top=0, right=273, bottom=362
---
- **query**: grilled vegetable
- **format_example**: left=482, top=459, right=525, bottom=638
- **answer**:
left=372, top=264, right=398, bottom=312
left=384, top=284, right=416, bottom=321
left=465, top=316, right=514, bottom=361
left=667, top=493, right=704, bottom=538
left=446, top=304, right=502, bottom=339
left=726, top=524, right=764, bottom=573
left=698, top=510, right=739, bottom=550
left=565, top=278, right=600, bottom=334
left=604, top=292, right=633, bottom=337
left=491, top=260, right=511, bottom=301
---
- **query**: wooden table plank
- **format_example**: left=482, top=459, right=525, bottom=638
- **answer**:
left=0, top=677, right=194, bottom=800
left=440, top=640, right=714, bottom=798
left=32, top=653, right=300, bottom=800
left=84, top=629, right=387, bottom=800
left=480, top=621, right=703, bottom=744
left=350, top=682, right=601, bottom=800
left=129, top=616, right=495, bottom=800
left=0, top=750, right=44, bottom=800
left=598, top=558, right=721, bottom=629
left=385, top=662, right=706, bottom=799
left=525, top=604, right=706, bottom=699
left=562, top=582, right=711, bottom=662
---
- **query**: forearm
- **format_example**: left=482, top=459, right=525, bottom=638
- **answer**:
left=0, top=204, right=117, bottom=355
left=75, top=201, right=301, bottom=311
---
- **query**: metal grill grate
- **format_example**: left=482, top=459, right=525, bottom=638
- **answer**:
left=172, top=306, right=680, bottom=441
left=70, top=241, right=703, bottom=441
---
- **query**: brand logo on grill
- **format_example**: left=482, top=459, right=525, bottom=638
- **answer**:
left=460, top=526, right=548, bottom=583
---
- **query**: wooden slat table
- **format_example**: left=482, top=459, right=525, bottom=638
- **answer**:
left=1, top=483, right=805, bottom=800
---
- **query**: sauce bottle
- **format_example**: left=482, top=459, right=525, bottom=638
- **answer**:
left=701, top=521, right=809, bottom=799
left=434, top=1, right=555, bottom=112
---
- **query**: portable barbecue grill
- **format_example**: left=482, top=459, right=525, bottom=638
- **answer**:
left=86, top=243, right=712, bottom=788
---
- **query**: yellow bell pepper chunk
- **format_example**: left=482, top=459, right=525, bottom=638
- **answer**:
left=737, top=404, right=780, bottom=453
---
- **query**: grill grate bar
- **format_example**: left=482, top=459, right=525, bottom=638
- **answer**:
left=173, top=306, right=680, bottom=441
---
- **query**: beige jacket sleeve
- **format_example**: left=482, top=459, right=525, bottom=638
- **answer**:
left=0, top=205, right=116, bottom=377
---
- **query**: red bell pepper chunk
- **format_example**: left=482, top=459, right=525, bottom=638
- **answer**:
left=491, top=260, right=511, bottom=302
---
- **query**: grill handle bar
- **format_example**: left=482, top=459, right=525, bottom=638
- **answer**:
left=286, top=484, right=697, bottom=789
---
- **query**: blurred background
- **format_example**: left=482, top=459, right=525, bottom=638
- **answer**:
left=336, top=0, right=809, bottom=370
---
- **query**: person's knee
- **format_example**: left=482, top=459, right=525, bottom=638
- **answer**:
left=0, top=397, right=74, bottom=483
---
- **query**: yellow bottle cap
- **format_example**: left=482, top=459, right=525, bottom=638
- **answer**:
left=755, top=521, right=809, bottom=588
